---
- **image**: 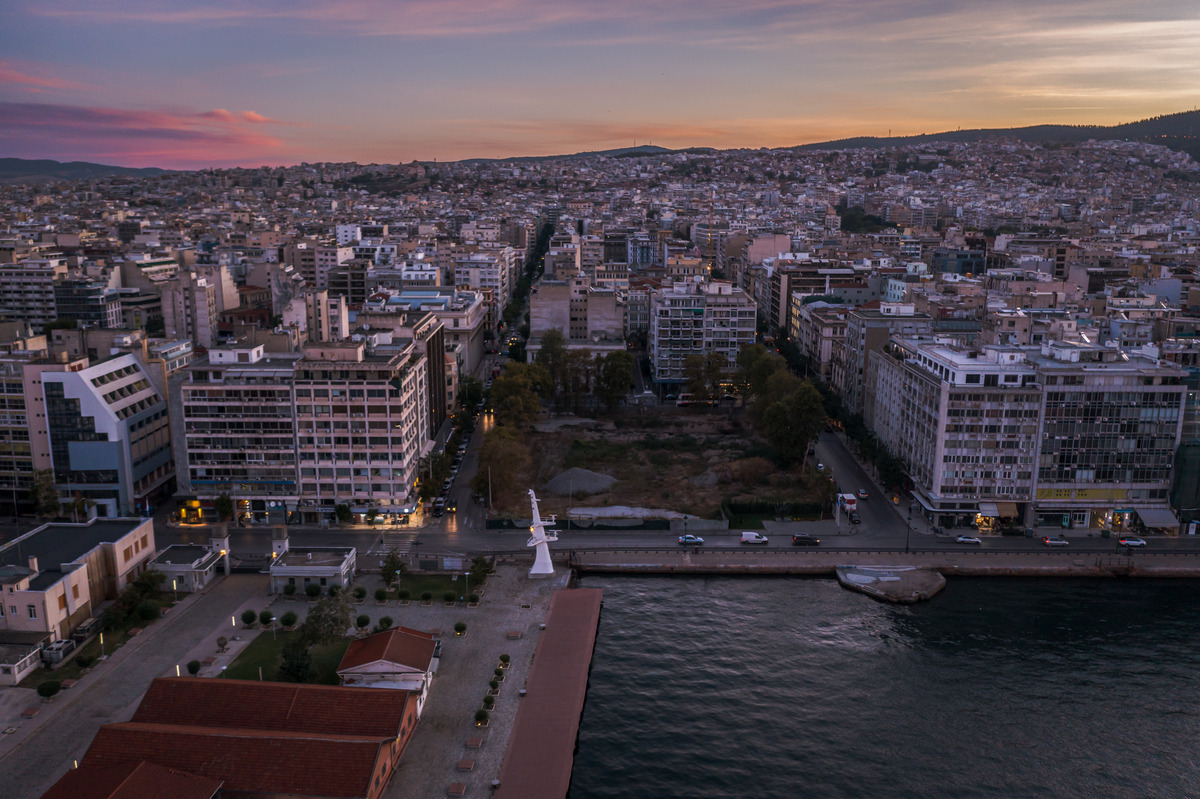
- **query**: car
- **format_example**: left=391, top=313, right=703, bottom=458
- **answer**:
left=1119, top=537, right=1147, bottom=548
left=857, top=489, right=869, bottom=499
left=816, top=463, right=825, bottom=471
left=678, top=534, right=705, bottom=545
left=848, top=511, right=861, bottom=524
left=955, top=535, right=982, bottom=544
left=1043, top=536, right=1069, bottom=547
left=446, top=499, right=458, bottom=513
left=792, top=534, right=820, bottom=546
left=740, top=532, right=769, bottom=545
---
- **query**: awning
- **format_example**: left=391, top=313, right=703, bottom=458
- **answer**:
left=1137, top=507, right=1180, bottom=528
left=996, top=502, right=1019, bottom=518
left=977, top=502, right=999, bottom=517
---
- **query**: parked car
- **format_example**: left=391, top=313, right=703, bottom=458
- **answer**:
left=678, top=534, right=705, bottom=545
left=955, top=535, right=982, bottom=544
left=740, top=532, right=769, bottom=545
left=791, top=534, right=820, bottom=546
left=857, top=489, right=869, bottom=499
left=1119, top=537, right=1147, bottom=547
left=848, top=511, right=861, bottom=524
left=1042, top=536, right=1069, bottom=547
left=432, top=499, right=445, bottom=517
left=816, top=463, right=825, bottom=471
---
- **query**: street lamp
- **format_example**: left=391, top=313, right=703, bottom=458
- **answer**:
left=172, top=579, right=177, bottom=603
left=464, top=570, right=470, bottom=602
left=270, top=616, right=278, bottom=641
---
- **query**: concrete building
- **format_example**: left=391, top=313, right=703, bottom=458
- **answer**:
left=648, top=280, right=756, bottom=385
left=527, top=272, right=625, bottom=361
left=53, top=277, right=122, bottom=329
left=840, top=302, right=934, bottom=415
left=0, top=256, right=69, bottom=333
left=269, top=546, right=357, bottom=595
left=160, top=271, right=220, bottom=349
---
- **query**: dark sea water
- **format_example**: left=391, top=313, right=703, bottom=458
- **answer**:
left=569, top=576, right=1200, bottom=799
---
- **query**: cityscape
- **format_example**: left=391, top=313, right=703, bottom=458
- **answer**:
left=3, top=2, right=1200, bottom=797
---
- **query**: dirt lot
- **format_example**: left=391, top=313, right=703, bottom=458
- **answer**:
left=489, top=409, right=830, bottom=519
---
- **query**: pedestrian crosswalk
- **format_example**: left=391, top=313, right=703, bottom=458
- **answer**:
left=375, top=530, right=418, bottom=557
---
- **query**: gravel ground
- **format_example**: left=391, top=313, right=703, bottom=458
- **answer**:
left=543, top=467, right=616, bottom=497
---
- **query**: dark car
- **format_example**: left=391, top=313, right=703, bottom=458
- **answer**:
left=848, top=511, right=861, bottom=524
left=792, top=534, right=820, bottom=546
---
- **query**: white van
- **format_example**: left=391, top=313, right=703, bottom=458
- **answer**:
left=740, top=532, right=769, bottom=545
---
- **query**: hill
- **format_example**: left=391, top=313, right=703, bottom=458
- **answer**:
left=0, top=158, right=171, bottom=183
left=795, top=110, right=1200, bottom=160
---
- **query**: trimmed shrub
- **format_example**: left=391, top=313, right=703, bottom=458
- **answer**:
left=355, top=614, right=370, bottom=630
left=421, top=591, right=433, bottom=602
left=377, top=616, right=393, bottom=631
left=499, top=654, right=511, bottom=664
left=37, top=681, right=61, bottom=699
left=468, top=593, right=480, bottom=604
left=483, top=695, right=494, bottom=708
left=216, top=636, right=228, bottom=652
left=443, top=591, right=457, bottom=603
left=495, top=667, right=505, bottom=678
left=489, top=679, right=499, bottom=690
left=353, top=586, right=367, bottom=600
left=241, top=609, right=258, bottom=627
left=187, top=660, right=201, bottom=676
left=305, top=583, right=321, bottom=598
left=475, top=709, right=489, bottom=723
left=327, top=585, right=341, bottom=598
left=259, top=610, right=273, bottom=627
left=283, top=583, right=297, bottom=596
left=136, top=600, right=161, bottom=621
left=374, top=587, right=388, bottom=602
left=280, top=611, right=298, bottom=627
left=454, top=622, right=467, bottom=634
left=398, top=589, right=411, bottom=601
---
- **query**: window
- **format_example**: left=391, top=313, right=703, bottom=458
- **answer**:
left=27, top=605, right=37, bottom=619
left=58, top=595, right=67, bottom=611
left=72, top=585, right=79, bottom=599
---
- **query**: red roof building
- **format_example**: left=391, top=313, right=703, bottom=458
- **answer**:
left=40, top=761, right=221, bottom=799
left=337, top=627, right=439, bottom=715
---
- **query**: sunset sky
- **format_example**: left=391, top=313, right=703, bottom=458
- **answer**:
left=2, top=1, right=1199, bottom=169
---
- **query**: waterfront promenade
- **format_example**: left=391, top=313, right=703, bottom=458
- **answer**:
left=494, top=587, right=603, bottom=799
left=568, top=548, right=1200, bottom=578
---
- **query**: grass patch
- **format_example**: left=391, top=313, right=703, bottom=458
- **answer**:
left=394, top=573, right=476, bottom=599
left=225, top=630, right=350, bottom=684
left=565, top=438, right=631, bottom=467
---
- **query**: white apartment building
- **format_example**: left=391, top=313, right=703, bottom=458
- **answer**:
left=648, top=281, right=756, bottom=385
left=0, top=256, right=69, bottom=333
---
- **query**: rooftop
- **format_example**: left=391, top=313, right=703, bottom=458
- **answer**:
left=0, top=519, right=150, bottom=573
left=273, top=547, right=355, bottom=568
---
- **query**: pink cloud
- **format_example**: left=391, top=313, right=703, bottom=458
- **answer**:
left=241, top=110, right=282, bottom=124
left=0, top=60, right=87, bottom=92
left=0, top=102, right=301, bottom=169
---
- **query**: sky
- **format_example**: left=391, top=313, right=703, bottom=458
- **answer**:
left=1, top=0, right=1199, bottom=169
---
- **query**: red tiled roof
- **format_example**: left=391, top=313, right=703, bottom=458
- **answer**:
left=133, top=677, right=413, bottom=738
left=338, top=627, right=436, bottom=674
left=40, top=760, right=222, bottom=799
left=82, top=723, right=385, bottom=798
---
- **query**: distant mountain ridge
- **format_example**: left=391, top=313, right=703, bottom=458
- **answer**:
left=794, top=109, right=1200, bottom=161
left=0, top=158, right=170, bottom=183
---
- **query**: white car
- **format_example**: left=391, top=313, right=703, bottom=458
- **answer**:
left=1042, top=536, right=1069, bottom=547
left=740, top=532, right=769, bottom=545
left=955, top=535, right=982, bottom=545
left=816, top=463, right=825, bottom=472
left=1119, top=537, right=1147, bottom=548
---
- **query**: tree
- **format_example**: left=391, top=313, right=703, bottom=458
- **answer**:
left=355, top=614, right=370, bottom=632
left=187, top=660, right=201, bottom=676
left=535, top=328, right=569, bottom=408
left=280, top=611, right=298, bottom=627
left=299, top=593, right=353, bottom=645
left=472, top=427, right=532, bottom=503
left=214, top=492, right=235, bottom=522
left=596, top=351, right=636, bottom=411
left=490, top=363, right=549, bottom=428
left=757, top=381, right=826, bottom=465
left=334, top=504, right=353, bottom=524
left=259, top=609, right=274, bottom=627
left=736, top=343, right=787, bottom=400
left=381, top=549, right=405, bottom=583
left=29, top=470, right=58, bottom=518
left=279, top=639, right=313, bottom=683
left=242, top=609, right=258, bottom=627
left=460, top=375, right=485, bottom=408
left=37, top=681, right=61, bottom=699
left=682, top=352, right=727, bottom=403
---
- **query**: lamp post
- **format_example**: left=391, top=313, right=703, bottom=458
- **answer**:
left=99, top=632, right=105, bottom=659
left=464, top=570, right=470, bottom=603
left=906, top=502, right=915, bottom=554
left=172, top=579, right=178, bottom=603
left=270, top=616, right=277, bottom=642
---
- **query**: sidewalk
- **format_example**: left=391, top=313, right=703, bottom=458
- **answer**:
left=1, top=574, right=269, bottom=799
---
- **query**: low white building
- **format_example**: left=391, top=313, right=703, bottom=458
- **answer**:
left=268, top=547, right=356, bottom=595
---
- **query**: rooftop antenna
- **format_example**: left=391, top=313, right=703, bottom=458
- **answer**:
left=526, top=489, right=558, bottom=578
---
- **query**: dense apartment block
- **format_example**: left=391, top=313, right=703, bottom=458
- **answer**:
left=866, top=338, right=1186, bottom=532
left=649, top=280, right=756, bottom=385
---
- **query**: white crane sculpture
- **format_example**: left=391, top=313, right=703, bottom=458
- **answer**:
left=526, top=489, right=558, bottom=577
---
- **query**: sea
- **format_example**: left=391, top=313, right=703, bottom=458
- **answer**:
left=569, top=575, right=1200, bottom=799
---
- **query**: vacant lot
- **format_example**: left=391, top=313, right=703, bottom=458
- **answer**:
left=490, top=409, right=830, bottom=519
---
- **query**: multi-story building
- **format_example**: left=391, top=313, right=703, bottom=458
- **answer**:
left=840, top=302, right=934, bottom=415
left=789, top=302, right=849, bottom=380
left=178, top=346, right=301, bottom=524
left=0, top=256, right=69, bottom=333
left=293, top=341, right=427, bottom=522
left=160, top=271, right=220, bottom=349
left=53, top=277, right=122, bottom=330
left=648, top=281, right=756, bottom=385
left=43, top=353, right=175, bottom=517
left=452, top=247, right=517, bottom=336
left=866, top=338, right=1187, bottom=533
left=526, top=273, right=625, bottom=361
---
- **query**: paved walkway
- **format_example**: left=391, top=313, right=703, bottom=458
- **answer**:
left=494, top=588, right=603, bottom=799
left=1, top=574, right=270, bottom=799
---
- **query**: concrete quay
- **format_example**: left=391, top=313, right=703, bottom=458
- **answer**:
left=567, top=549, right=1200, bottom=580
left=835, top=566, right=947, bottom=603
